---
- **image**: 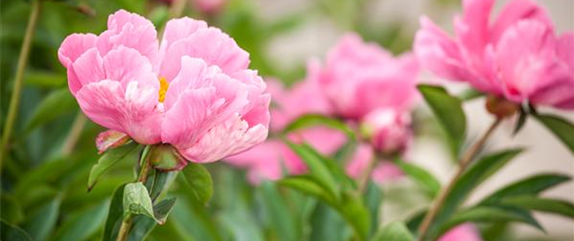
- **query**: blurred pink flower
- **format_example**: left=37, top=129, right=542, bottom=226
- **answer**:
left=361, top=109, right=412, bottom=155
left=225, top=80, right=346, bottom=184
left=58, top=10, right=270, bottom=165
left=345, top=144, right=403, bottom=185
left=157, top=0, right=227, bottom=14
left=415, top=0, right=574, bottom=109
left=438, top=224, right=483, bottom=241
left=309, top=33, right=419, bottom=120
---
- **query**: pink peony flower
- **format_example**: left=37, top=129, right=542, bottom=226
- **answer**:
left=345, top=144, right=403, bottom=185
left=438, top=224, right=483, bottom=241
left=225, top=79, right=346, bottom=184
left=309, top=33, right=419, bottom=120
left=58, top=10, right=270, bottom=165
left=361, top=109, right=412, bottom=155
left=415, top=0, right=574, bottom=109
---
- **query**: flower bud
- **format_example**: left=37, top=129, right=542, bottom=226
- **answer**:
left=149, top=144, right=188, bottom=171
left=360, top=109, right=412, bottom=155
left=486, top=95, right=519, bottom=119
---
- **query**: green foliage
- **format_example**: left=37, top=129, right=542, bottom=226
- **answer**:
left=534, top=113, right=574, bottom=154
left=372, top=221, right=414, bottom=241
left=180, top=163, right=213, bottom=205
left=283, top=114, right=356, bottom=139
left=396, top=161, right=441, bottom=198
left=1, top=220, right=33, bottom=241
left=88, top=142, right=140, bottom=190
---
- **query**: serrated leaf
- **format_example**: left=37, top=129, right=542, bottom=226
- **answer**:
left=283, top=114, right=356, bottom=139
left=397, top=161, right=441, bottom=198
left=88, top=142, right=140, bottom=191
left=24, top=88, right=76, bottom=133
left=500, top=196, right=574, bottom=219
left=435, top=205, right=543, bottom=239
left=418, top=84, right=467, bottom=154
left=1, top=220, right=33, bottom=241
left=535, top=113, right=574, bottom=154
left=181, top=163, right=213, bottom=205
left=480, top=174, right=570, bottom=204
left=123, top=182, right=155, bottom=220
left=372, top=221, right=414, bottom=241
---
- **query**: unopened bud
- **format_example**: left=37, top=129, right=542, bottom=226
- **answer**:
left=149, top=144, right=188, bottom=171
left=486, top=95, right=519, bottom=119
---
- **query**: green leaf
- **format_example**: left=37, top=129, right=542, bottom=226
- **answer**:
left=431, top=149, right=523, bottom=232
left=499, top=196, right=574, bottom=219
left=1, top=220, right=33, bottom=241
left=418, top=84, right=467, bottom=154
left=24, top=88, right=76, bottom=133
left=285, top=141, right=340, bottom=199
left=372, top=221, right=414, bottom=241
left=103, top=184, right=127, bottom=241
left=51, top=201, right=108, bottom=241
left=458, top=88, right=484, bottom=101
left=513, top=107, right=528, bottom=135
left=126, top=199, right=178, bottom=241
left=535, top=113, right=574, bottom=154
left=149, top=171, right=174, bottom=201
left=337, top=191, right=370, bottom=241
left=123, top=182, right=156, bottom=220
left=24, top=70, right=66, bottom=88
left=301, top=143, right=356, bottom=189
left=152, top=198, right=177, bottom=224
left=283, top=114, right=356, bottom=139
left=0, top=195, right=25, bottom=224
left=260, top=182, right=301, bottom=241
left=365, top=183, right=383, bottom=238
left=396, top=161, right=441, bottom=198
left=480, top=174, right=570, bottom=204
left=24, top=197, right=61, bottom=241
left=309, top=203, right=351, bottom=241
left=435, top=205, right=543, bottom=239
left=88, top=142, right=140, bottom=190
left=180, top=163, right=213, bottom=205
left=278, top=175, right=337, bottom=205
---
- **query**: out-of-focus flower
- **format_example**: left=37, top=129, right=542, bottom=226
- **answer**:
left=225, top=79, right=346, bottom=184
left=309, top=33, right=419, bottom=120
left=438, top=224, right=483, bottom=241
left=360, top=109, right=412, bottom=155
left=345, top=144, right=403, bottom=185
left=415, top=0, right=574, bottom=109
left=156, top=0, right=228, bottom=14
left=58, top=10, right=270, bottom=167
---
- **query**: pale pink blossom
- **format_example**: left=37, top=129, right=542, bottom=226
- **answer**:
left=415, top=0, right=574, bottom=109
left=345, top=144, right=403, bottom=185
left=225, top=80, right=346, bottom=184
left=309, top=33, right=419, bottom=120
left=438, top=224, right=483, bottom=241
left=361, top=109, right=412, bottom=155
left=58, top=10, right=270, bottom=165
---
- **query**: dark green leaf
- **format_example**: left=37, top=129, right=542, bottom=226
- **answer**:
left=365, top=183, right=383, bottom=238
left=24, top=88, right=76, bottom=134
left=480, top=174, right=570, bottom=204
left=126, top=198, right=177, bottom=241
left=103, top=184, right=127, bottom=241
left=372, top=221, right=414, bottom=241
left=397, top=161, right=441, bottom=198
left=513, top=107, right=528, bottom=135
left=309, top=203, right=351, bottom=241
left=149, top=171, right=174, bottom=201
left=88, top=142, right=140, bottom=191
left=180, top=163, right=213, bottom=205
left=418, top=84, right=467, bottom=154
left=0, top=195, right=25, bottom=224
left=153, top=198, right=177, bottom=224
left=500, top=196, right=574, bottom=219
left=123, top=182, right=155, bottom=220
left=535, top=113, right=574, bottom=154
left=24, top=197, right=61, bottom=241
left=283, top=114, right=356, bottom=139
left=1, top=220, right=33, bottom=241
left=51, top=201, right=108, bottom=241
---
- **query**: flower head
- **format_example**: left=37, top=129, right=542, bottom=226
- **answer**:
left=438, top=224, right=482, bottom=241
left=58, top=10, right=270, bottom=165
left=415, top=0, right=574, bottom=109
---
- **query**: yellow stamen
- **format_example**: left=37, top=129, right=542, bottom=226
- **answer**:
left=158, top=77, right=169, bottom=103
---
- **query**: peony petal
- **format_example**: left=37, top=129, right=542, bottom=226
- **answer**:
left=58, top=33, right=97, bottom=68
left=438, top=224, right=482, bottom=241
left=76, top=80, right=162, bottom=144
left=70, top=48, right=105, bottom=94
left=178, top=114, right=268, bottom=163
left=102, top=46, right=158, bottom=90
left=95, top=130, right=130, bottom=153
left=159, top=17, right=208, bottom=56
left=491, top=0, right=553, bottom=43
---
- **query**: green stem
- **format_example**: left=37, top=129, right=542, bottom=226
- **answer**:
left=61, top=113, right=87, bottom=156
left=416, top=118, right=502, bottom=241
left=115, top=145, right=152, bottom=241
left=358, top=151, right=378, bottom=193
left=0, top=0, right=41, bottom=172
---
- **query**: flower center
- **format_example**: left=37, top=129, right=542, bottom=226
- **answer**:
left=158, top=77, right=169, bottom=103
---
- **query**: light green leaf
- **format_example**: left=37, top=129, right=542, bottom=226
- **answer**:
left=1, top=220, right=33, bottom=241
left=260, top=182, right=301, bottom=241
left=480, top=174, right=570, bottom=204
left=500, top=196, right=574, bottom=219
left=372, top=221, right=414, bottom=241
left=418, top=84, right=467, bottom=154
left=283, top=114, right=356, bottom=139
left=51, top=201, right=108, bottom=241
left=535, top=113, right=574, bottom=154
left=123, top=182, right=155, bottom=220
left=24, top=88, right=76, bottom=133
left=181, top=163, right=213, bottom=205
left=278, top=175, right=337, bottom=205
left=397, top=161, right=441, bottom=198
left=337, top=191, right=370, bottom=241
left=88, top=142, right=140, bottom=191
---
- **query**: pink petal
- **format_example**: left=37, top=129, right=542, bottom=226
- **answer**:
left=76, top=80, right=162, bottom=144
left=557, top=32, right=574, bottom=72
left=457, top=0, right=494, bottom=54
left=70, top=48, right=105, bottom=94
left=178, top=114, right=269, bottom=163
left=159, top=17, right=208, bottom=56
left=491, top=0, right=553, bottom=43
left=438, top=224, right=482, bottom=241
left=225, top=140, right=285, bottom=184
left=95, top=130, right=130, bottom=153
left=58, top=33, right=97, bottom=68
left=159, top=28, right=249, bottom=81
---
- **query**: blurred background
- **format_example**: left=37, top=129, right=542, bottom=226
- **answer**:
left=1, top=0, right=572, bottom=240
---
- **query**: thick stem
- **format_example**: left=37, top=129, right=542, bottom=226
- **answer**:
left=416, top=118, right=502, bottom=241
left=115, top=145, right=152, bottom=241
left=0, top=0, right=41, bottom=171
